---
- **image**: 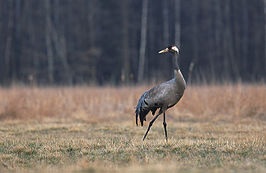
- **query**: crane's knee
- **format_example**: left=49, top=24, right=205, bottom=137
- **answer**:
left=163, top=122, right=167, bottom=127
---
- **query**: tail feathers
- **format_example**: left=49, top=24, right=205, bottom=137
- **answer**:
left=135, top=92, right=159, bottom=126
left=135, top=92, right=149, bottom=126
left=135, top=109, right=149, bottom=126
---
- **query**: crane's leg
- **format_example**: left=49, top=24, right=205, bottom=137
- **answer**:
left=163, top=112, right=168, bottom=142
left=143, top=110, right=162, bottom=141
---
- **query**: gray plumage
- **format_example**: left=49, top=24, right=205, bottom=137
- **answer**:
left=135, top=45, right=186, bottom=141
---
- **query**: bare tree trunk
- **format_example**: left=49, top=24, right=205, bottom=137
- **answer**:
left=4, top=0, right=14, bottom=84
left=213, top=0, right=222, bottom=81
left=162, top=0, right=169, bottom=46
left=137, top=0, right=149, bottom=83
left=188, top=0, right=199, bottom=84
left=53, top=0, right=72, bottom=85
left=223, top=0, right=235, bottom=80
left=88, top=0, right=95, bottom=48
left=264, top=0, right=266, bottom=68
left=214, top=1, right=222, bottom=58
left=14, top=0, right=21, bottom=82
left=51, top=27, right=72, bottom=84
left=242, top=0, right=249, bottom=73
left=45, top=0, right=54, bottom=84
left=121, top=0, right=130, bottom=84
left=161, top=0, right=171, bottom=78
left=174, top=0, right=181, bottom=47
left=87, top=0, right=98, bottom=83
left=25, top=1, right=39, bottom=84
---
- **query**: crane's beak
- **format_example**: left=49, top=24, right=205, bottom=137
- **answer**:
left=158, top=48, right=169, bottom=54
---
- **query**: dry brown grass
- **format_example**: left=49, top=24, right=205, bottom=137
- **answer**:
left=180, top=84, right=266, bottom=119
left=0, top=86, right=135, bottom=122
left=0, top=84, right=265, bottom=122
left=0, top=84, right=265, bottom=172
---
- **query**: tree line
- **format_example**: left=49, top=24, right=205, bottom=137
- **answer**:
left=0, top=0, right=265, bottom=86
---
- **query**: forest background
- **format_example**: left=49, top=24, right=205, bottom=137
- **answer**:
left=0, top=0, right=265, bottom=86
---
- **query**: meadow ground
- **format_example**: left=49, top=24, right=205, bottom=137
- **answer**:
left=0, top=84, right=265, bottom=172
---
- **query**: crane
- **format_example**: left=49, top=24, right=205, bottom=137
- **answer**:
left=135, top=45, right=186, bottom=141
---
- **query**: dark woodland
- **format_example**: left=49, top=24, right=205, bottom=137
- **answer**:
left=0, top=0, right=265, bottom=86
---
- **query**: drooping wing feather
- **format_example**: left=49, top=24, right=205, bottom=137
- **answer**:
left=135, top=79, right=179, bottom=126
left=135, top=91, right=151, bottom=126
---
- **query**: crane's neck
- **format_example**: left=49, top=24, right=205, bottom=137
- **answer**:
left=173, top=52, right=186, bottom=89
left=173, top=52, right=180, bottom=71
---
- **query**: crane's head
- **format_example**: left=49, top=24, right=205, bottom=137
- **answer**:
left=158, top=45, right=179, bottom=54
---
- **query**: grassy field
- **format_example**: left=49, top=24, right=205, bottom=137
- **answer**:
left=0, top=84, right=265, bottom=172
